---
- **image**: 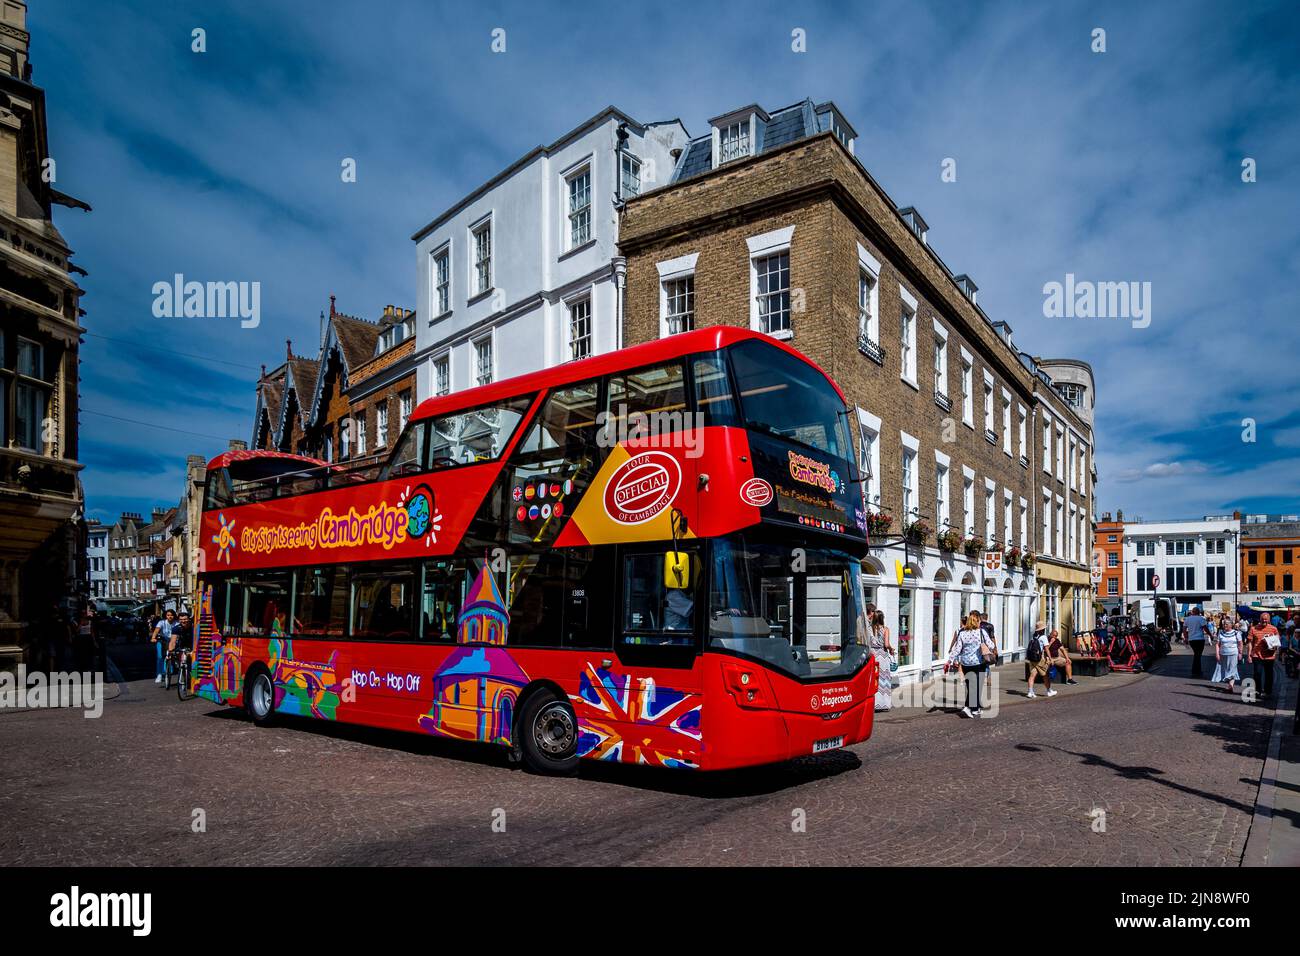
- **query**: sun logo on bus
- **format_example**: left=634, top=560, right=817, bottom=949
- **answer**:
left=399, top=484, right=443, bottom=547
left=211, top=512, right=236, bottom=564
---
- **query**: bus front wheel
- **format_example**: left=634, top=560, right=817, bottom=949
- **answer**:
left=245, top=669, right=275, bottom=727
left=518, top=690, right=579, bottom=775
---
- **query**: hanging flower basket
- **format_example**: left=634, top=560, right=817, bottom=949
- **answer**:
left=937, top=528, right=963, bottom=552
left=1021, top=551, right=1037, bottom=570
left=866, top=512, right=893, bottom=537
left=904, top=519, right=932, bottom=544
left=1004, top=545, right=1023, bottom=568
left=963, top=535, right=986, bottom=557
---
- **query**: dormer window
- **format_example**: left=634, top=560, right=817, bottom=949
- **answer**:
left=719, top=121, right=750, bottom=163
left=710, top=106, right=766, bottom=168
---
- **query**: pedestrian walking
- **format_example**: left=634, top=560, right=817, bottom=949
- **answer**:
left=1210, top=611, right=1241, bottom=694
left=1183, top=606, right=1209, bottom=677
left=1025, top=623, right=1058, bottom=700
left=1245, top=613, right=1280, bottom=701
left=978, top=611, right=998, bottom=699
left=946, top=611, right=990, bottom=718
left=867, top=609, right=894, bottom=712
left=150, top=609, right=176, bottom=685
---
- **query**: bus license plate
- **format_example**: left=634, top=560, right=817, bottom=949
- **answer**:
left=813, top=735, right=844, bottom=754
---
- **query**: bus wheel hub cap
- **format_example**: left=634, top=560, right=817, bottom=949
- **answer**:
left=535, top=706, right=574, bottom=755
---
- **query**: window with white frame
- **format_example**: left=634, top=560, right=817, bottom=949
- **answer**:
left=983, top=374, right=994, bottom=436
left=960, top=351, right=973, bottom=426
left=1001, top=391, right=1012, bottom=455
left=935, top=454, right=951, bottom=530
left=376, top=401, right=389, bottom=447
left=1068, top=503, right=1077, bottom=562
left=901, top=439, right=919, bottom=520
left=1055, top=499, right=1065, bottom=556
left=1056, top=425, right=1065, bottom=480
left=858, top=267, right=878, bottom=345
left=568, top=296, right=592, bottom=361
left=399, top=390, right=412, bottom=430
left=355, top=413, right=368, bottom=456
left=664, top=276, right=694, bottom=335
left=433, top=355, right=450, bottom=396
left=1019, top=498, right=1028, bottom=549
left=1004, top=491, right=1013, bottom=545
left=474, top=336, right=493, bottom=387
left=899, top=289, right=918, bottom=386
left=1043, top=417, right=1052, bottom=473
left=1108, top=578, right=1119, bottom=595
left=567, top=166, right=591, bottom=248
left=1068, top=437, right=1077, bottom=490
left=754, top=251, right=791, bottom=335
left=858, top=409, right=881, bottom=510
left=1043, top=491, right=1052, bottom=554
left=933, top=324, right=948, bottom=399
left=620, top=151, right=641, bottom=197
left=472, top=220, right=492, bottom=295
left=1017, top=405, right=1027, bottom=461
left=719, top=120, right=750, bottom=162
left=963, top=470, right=975, bottom=536
left=985, top=482, right=996, bottom=542
left=432, top=246, right=451, bottom=316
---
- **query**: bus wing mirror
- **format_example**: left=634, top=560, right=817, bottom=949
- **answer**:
left=664, top=551, right=690, bottom=590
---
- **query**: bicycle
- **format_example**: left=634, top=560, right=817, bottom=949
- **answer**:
left=164, top=646, right=194, bottom=700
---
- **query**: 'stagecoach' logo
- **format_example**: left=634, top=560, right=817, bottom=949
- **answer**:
left=603, top=451, right=682, bottom=524
left=739, top=477, right=774, bottom=507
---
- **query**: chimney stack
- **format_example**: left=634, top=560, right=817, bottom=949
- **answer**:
left=229, top=439, right=248, bottom=453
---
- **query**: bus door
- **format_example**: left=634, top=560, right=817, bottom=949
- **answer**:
left=614, top=544, right=702, bottom=671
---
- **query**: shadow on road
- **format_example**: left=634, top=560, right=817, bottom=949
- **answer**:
left=199, top=705, right=863, bottom=798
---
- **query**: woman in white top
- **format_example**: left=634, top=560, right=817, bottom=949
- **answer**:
left=946, top=611, right=990, bottom=718
left=1211, top=612, right=1242, bottom=693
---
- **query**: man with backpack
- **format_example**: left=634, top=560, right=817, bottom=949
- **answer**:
left=1025, top=624, right=1057, bottom=699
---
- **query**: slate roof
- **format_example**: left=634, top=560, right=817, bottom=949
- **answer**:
left=672, top=99, right=828, bottom=184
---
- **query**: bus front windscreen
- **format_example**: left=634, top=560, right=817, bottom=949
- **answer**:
left=709, top=533, right=870, bottom=679
left=729, top=339, right=852, bottom=459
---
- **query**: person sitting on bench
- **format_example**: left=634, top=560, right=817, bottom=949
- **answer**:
left=1045, top=629, right=1079, bottom=685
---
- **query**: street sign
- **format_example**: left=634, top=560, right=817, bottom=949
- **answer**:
left=983, top=550, right=1002, bottom=573
left=1151, top=574, right=1160, bottom=589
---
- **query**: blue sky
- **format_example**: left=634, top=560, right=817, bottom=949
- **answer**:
left=34, top=0, right=1300, bottom=525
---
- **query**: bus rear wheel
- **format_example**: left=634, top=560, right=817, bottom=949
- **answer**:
left=519, top=690, right=579, bottom=775
left=245, top=669, right=275, bottom=727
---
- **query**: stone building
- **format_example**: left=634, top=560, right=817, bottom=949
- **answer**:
left=617, top=97, right=1098, bottom=680
left=0, top=1, right=90, bottom=667
left=252, top=299, right=417, bottom=465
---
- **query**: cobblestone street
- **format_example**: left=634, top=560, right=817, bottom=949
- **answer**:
left=0, top=647, right=1277, bottom=866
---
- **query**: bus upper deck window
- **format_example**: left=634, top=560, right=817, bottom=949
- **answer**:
left=692, top=354, right=738, bottom=427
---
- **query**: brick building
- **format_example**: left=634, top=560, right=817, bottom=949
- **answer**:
left=252, top=298, right=417, bottom=465
left=1095, top=512, right=1125, bottom=611
left=1240, top=513, right=1300, bottom=605
left=618, top=98, right=1097, bottom=680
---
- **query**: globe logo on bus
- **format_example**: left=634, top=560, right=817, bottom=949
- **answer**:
left=405, top=485, right=434, bottom=538
left=603, top=451, right=682, bottom=524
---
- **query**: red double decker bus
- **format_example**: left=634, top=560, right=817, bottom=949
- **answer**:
left=191, top=327, right=878, bottom=772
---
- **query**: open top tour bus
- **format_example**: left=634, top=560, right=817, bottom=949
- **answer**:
left=190, top=327, right=878, bottom=773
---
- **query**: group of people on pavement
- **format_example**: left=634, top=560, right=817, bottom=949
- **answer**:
left=1182, top=607, right=1290, bottom=701
left=865, top=603, right=1077, bottom=719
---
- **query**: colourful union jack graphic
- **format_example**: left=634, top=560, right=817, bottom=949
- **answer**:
left=571, top=664, right=702, bottom=769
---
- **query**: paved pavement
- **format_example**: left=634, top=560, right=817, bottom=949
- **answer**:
left=0, top=644, right=1286, bottom=866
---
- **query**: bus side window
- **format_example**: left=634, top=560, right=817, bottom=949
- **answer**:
left=291, top=566, right=347, bottom=638
left=506, top=551, right=567, bottom=648
left=564, top=547, right=613, bottom=650
left=606, top=362, right=687, bottom=443
left=692, top=354, right=739, bottom=427
left=419, top=559, right=465, bottom=642
left=349, top=564, right=417, bottom=641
